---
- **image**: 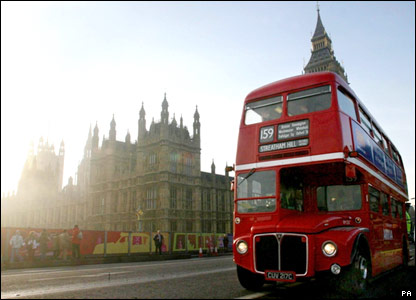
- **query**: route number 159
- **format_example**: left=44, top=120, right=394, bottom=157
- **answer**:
left=260, top=126, right=274, bottom=143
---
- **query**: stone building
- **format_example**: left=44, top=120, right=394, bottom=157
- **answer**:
left=1, top=138, right=68, bottom=228
left=81, top=94, right=233, bottom=233
left=2, top=95, right=233, bottom=235
left=304, top=6, right=348, bottom=83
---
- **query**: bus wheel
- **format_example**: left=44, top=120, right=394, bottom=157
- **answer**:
left=339, top=249, right=371, bottom=296
left=237, top=265, right=265, bottom=291
left=402, top=239, right=409, bottom=268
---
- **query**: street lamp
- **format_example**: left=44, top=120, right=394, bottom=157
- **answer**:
left=136, top=207, right=143, bottom=232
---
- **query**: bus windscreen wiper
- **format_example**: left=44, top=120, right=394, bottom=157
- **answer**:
left=238, top=168, right=256, bottom=186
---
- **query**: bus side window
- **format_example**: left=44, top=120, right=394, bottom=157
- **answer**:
left=397, top=202, right=403, bottom=219
left=391, top=198, right=398, bottom=218
left=359, top=107, right=372, bottom=135
left=337, top=89, right=357, bottom=121
left=382, top=135, right=390, bottom=155
left=369, top=186, right=380, bottom=213
left=381, top=192, right=390, bottom=216
left=391, top=146, right=401, bottom=167
left=372, top=124, right=383, bottom=148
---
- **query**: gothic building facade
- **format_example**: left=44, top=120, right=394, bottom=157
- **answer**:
left=2, top=95, right=233, bottom=235
left=304, top=6, right=348, bottom=83
left=80, top=94, right=233, bottom=233
left=0, top=138, right=78, bottom=229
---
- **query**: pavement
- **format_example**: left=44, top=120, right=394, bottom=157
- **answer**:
left=1, top=251, right=231, bottom=271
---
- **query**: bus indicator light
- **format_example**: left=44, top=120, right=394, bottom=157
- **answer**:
left=349, top=151, right=359, bottom=157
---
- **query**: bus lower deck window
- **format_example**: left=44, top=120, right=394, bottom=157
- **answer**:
left=317, top=185, right=362, bottom=212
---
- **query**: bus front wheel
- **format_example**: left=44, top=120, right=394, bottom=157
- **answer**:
left=339, top=248, right=371, bottom=296
left=237, top=265, right=265, bottom=291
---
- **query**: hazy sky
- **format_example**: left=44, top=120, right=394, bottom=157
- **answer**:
left=2, top=1, right=415, bottom=205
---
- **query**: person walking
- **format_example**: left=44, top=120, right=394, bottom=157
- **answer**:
left=71, top=225, right=82, bottom=260
left=153, top=230, right=164, bottom=255
left=59, top=230, right=71, bottom=261
left=52, top=233, right=60, bottom=259
left=39, top=229, right=49, bottom=260
left=25, top=231, right=39, bottom=262
left=223, top=234, right=229, bottom=253
left=9, top=230, right=24, bottom=263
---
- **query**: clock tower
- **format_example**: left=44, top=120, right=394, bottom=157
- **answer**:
left=304, top=5, right=348, bottom=83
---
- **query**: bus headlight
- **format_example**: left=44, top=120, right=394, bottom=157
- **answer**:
left=236, top=240, right=248, bottom=254
left=322, top=241, right=337, bottom=257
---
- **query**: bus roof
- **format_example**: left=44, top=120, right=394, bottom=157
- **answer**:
left=244, top=71, right=396, bottom=155
left=245, top=72, right=354, bottom=102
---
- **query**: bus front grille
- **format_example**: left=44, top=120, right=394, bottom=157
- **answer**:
left=254, top=233, right=308, bottom=276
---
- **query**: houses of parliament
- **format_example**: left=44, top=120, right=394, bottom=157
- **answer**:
left=2, top=93, right=233, bottom=234
left=1, top=7, right=347, bottom=234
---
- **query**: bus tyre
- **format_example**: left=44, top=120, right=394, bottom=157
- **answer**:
left=237, top=265, right=265, bottom=291
left=339, top=249, right=371, bottom=296
left=402, top=239, right=409, bottom=268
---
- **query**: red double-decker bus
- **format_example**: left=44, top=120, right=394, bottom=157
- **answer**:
left=232, top=72, right=409, bottom=295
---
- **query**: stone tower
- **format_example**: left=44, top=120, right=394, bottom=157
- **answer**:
left=304, top=5, right=348, bottom=83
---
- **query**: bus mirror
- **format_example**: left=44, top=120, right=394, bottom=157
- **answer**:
left=230, top=180, right=235, bottom=192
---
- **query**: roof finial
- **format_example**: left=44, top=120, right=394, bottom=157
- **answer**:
left=317, top=1, right=320, bottom=13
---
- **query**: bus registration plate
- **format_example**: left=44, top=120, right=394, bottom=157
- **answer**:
left=264, top=270, right=296, bottom=282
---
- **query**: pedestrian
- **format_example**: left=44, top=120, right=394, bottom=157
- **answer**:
left=406, top=210, right=413, bottom=243
left=9, top=230, right=24, bottom=263
left=39, top=229, right=50, bottom=260
left=71, top=225, right=82, bottom=260
left=25, top=231, right=39, bottom=262
left=59, top=229, right=71, bottom=261
left=52, top=233, right=60, bottom=259
left=223, top=234, right=229, bottom=253
left=153, top=230, right=164, bottom=255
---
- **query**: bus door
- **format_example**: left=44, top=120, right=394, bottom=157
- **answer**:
left=379, top=191, right=398, bottom=269
left=388, top=197, right=405, bottom=267
left=368, top=186, right=384, bottom=273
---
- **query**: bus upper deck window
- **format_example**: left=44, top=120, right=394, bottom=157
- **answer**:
left=287, top=85, right=331, bottom=116
left=244, top=96, right=283, bottom=125
left=382, top=135, right=390, bottom=154
left=372, top=125, right=383, bottom=147
left=359, top=107, right=372, bottom=135
left=337, top=89, right=357, bottom=121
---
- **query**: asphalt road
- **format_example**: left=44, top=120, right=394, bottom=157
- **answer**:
left=1, top=256, right=252, bottom=299
left=259, top=244, right=416, bottom=299
left=1, top=247, right=414, bottom=299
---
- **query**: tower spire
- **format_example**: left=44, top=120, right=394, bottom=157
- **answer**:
left=138, top=102, right=147, bottom=140
left=109, top=114, right=116, bottom=141
left=193, top=105, right=200, bottom=142
left=161, top=93, right=169, bottom=125
left=303, top=4, right=348, bottom=83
